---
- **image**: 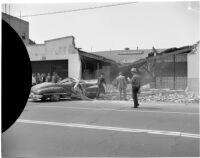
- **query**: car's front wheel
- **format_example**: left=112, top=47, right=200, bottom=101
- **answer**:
left=41, top=97, right=47, bottom=101
left=50, top=94, right=60, bottom=101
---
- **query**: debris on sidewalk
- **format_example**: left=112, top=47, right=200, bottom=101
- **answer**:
left=138, top=90, right=199, bottom=104
left=103, top=84, right=199, bottom=103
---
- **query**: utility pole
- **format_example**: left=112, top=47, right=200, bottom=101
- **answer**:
left=5, top=4, right=7, bottom=14
left=9, top=4, right=10, bottom=15
left=20, top=10, right=22, bottom=39
left=9, top=4, right=10, bottom=24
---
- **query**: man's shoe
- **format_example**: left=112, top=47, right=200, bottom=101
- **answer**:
left=132, top=106, right=138, bottom=108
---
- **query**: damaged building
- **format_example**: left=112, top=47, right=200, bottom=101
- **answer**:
left=27, top=36, right=117, bottom=83
left=2, top=13, right=117, bottom=82
left=90, top=47, right=164, bottom=64
left=90, top=47, right=164, bottom=83
left=121, top=42, right=199, bottom=96
left=79, top=50, right=117, bottom=83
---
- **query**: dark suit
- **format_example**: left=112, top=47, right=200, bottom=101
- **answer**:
left=96, top=76, right=106, bottom=98
left=131, top=74, right=141, bottom=107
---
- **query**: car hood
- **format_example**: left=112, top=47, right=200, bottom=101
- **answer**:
left=31, top=82, right=60, bottom=92
left=31, top=79, right=98, bottom=93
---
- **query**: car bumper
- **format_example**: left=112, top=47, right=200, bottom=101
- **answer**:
left=30, top=93, right=43, bottom=99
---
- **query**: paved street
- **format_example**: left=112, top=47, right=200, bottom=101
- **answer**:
left=2, top=99, right=200, bottom=157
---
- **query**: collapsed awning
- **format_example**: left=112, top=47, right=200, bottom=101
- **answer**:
left=119, top=45, right=193, bottom=69
left=78, top=50, right=118, bottom=65
left=147, top=46, right=192, bottom=60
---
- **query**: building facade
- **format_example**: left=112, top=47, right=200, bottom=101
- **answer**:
left=154, top=53, right=187, bottom=90
left=120, top=45, right=194, bottom=90
left=2, top=12, right=29, bottom=45
left=187, top=42, right=199, bottom=96
left=27, top=36, right=117, bottom=82
left=27, top=36, right=81, bottom=79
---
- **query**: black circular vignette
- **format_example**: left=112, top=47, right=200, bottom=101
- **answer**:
left=2, top=20, right=32, bottom=133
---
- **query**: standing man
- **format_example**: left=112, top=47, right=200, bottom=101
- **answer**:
left=32, top=73, right=36, bottom=86
left=36, top=73, right=41, bottom=84
left=116, top=72, right=127, bottom=100
left=128, top=68, right=141, bottom=108
left=40, top=73, right=45, bottom=83
left=51, top=72, right=59, bottom=83
left=42, top=73, right=46, bottom=82
left=55, top=73, right=60, bottom=83
left=96, top=73, right=106, bottom=99
left=45, top=73, right=51, bottom=82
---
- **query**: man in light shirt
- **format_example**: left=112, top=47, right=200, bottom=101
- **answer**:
left=116, top=72, right=127, bottom=100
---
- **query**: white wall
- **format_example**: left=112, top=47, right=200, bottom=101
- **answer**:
left=45, top=37, right=74, bottom=57
left=26, top=44, right=45, bottom=60
left=187, top=52, right=199, bottom=78
left=187, top=43, right=199, bottom=96
left=27, top=36, right=81, bottom=79
left=68, top=51, right=81, bottom=79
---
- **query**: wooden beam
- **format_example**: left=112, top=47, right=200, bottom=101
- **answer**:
left=78, top=51, right=117, bottom=65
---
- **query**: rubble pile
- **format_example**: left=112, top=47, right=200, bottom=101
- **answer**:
left=138, top=91, right=199, bottom=103
left=104, top=85, right=199, bottom=103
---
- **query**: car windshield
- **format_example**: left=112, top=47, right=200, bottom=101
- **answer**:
left=58, top=77, right=78, bottom=85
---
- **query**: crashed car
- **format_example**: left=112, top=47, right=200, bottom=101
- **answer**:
left=30, top=77, right=100, bottom=101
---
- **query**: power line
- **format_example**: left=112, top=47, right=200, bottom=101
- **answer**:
left=20, top=2, right=137, bottom=18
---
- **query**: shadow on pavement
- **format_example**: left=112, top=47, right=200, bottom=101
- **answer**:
left=28, top=98, right=82, bottom=103
left=137, top=106, right=161, bottom=111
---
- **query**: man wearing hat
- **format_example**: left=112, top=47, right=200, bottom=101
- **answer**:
left=128, top=68, right=141, bottom=108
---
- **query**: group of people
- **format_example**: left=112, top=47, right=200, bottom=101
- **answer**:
left=32, top=72, right=62, bottom=86
left=32, top=69, right=141, bottom=108
left=96, top=68, right=141, bottom=108
left=119, top=67, right=141, bottom=108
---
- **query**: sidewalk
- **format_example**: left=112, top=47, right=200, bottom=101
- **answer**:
left=103, top=85, right=199, bottom=104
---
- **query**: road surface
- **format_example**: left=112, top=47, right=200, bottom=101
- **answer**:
left=2, top=99, right=200, bottom=157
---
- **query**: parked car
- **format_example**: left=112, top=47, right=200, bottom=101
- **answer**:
left=30, top=77, right=99, bottom=101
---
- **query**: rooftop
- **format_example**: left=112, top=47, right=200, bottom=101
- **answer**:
left=89, top=48, right=164, bottom=64
left=2, top=12, right=29, bottom=24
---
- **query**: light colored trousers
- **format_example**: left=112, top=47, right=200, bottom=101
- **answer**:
left=119, top=87, right=127, bottom=100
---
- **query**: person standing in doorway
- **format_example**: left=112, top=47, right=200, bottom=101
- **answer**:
left=128, top=68, right=141, bottom=108
left=32, top=73, right=36, bottom=86
left=45, top=73, right=51, bottom=82
left=55, top=72, right=60, bottom=83
left=116, top=72, right=127, bottom=100
left=42, top=73, right=46, bottom=82
left=96, top=73, right=106, bottom=99
left=36, top=73, right=41, bottom=84
left=51, top=72, right=57, bottom=83
left=40, top=73, right=44, bottom=83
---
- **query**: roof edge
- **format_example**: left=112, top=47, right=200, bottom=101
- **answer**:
left=79, top=50, right=118, bottom=65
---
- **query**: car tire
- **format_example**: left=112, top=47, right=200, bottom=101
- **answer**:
left=50, top=94, right=60, bottom=102
left=41, top=97, right=47, bottom=101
